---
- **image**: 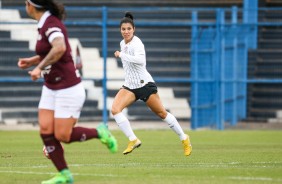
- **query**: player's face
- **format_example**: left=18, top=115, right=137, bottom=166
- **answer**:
left=120, top=23, right=135, bottom=43
left=25, top=1, right=35, bottom=19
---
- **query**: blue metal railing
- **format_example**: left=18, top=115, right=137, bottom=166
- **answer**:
left=191, top=7, right=252, bottom=129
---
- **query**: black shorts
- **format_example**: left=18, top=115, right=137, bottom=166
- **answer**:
left=122, top=82, right=158, bottom=102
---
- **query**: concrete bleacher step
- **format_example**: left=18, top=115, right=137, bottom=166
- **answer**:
left=0, top=81, right=43, bottom=87
left=0, top=50, right=35, bottom=63
left=0, top=87, right=42, bottom=97
left=67, top=26, right=191, bottom=48
left=247, top=108, right=276, bottom=121
left=106, top=89, right=118, bottom=98
left=251, top=97, right=282, bottom=108
left=249, top=87, right=282, bottom=107
left=0, top=95, right=100, bottom=109
left=264, top=10, right=282, bottom=21
left=0, top=107, right=105, bottom=124
left=260, top=28, right=282, bottom=39
left=83, top=45, right=191, bottom=58
left=252, top=86, right=282, bottom=99
left=247, top=22, right=282, bottom=122
left=0, top=31, right=10, bottom=38
left=0, top=67, right=30, bottom=77
left=133, top=28, right=191, bottom=39
left=0, top=106, right=37, bottom=118
left=106, top=47, right=190, bottom=58
left=148, top=67, right=190, bottom=77
left=76, top=37, right=191, bottom=50
left=1, top=108, right=38, bottom=120
left=126, top=101, right=159, bottom=120
left=79, top=107, right=105, bottom=122
left=127, top=101, right=189, bottom=121
left=0, top=97, right=39, bottom=108
left=157, top=82, right=190, bottom=88
left=17, top=7, right=219, bottom=23
left=258, top=39, right=282, bottom=49
left=172, top=87, right=191, bottom=99
left=147, top=59, right=190, bottom=68
left=256, top=49, right=282, bottom=60
left=95, top=79, right=191, bottom=88
left=0, top=39, right=29, bottom=48
left=253, top=67, right=282, bottom=78
left=67, top=27, right=102, bottom=39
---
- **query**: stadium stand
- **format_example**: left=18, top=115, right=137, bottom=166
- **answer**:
left=12, top=8, right=194, bottom=122
left=2, top=0, right=243, bottom=7
left=0, top=36, right=103, bottom=124
left=247, top=5, right=282, bottom=122
left=0, top=0, right=241, bottom=124
left=0, top=0, right=281, bottom=124
left=0, top=9, right=105, bottom=123
left=264, top=0, right=282, bottom=6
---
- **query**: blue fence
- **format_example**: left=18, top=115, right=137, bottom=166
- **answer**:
left=191, top=8, right=250, bottom=129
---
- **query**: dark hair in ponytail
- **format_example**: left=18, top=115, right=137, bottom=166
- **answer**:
left=29, top=0, right=66, bottom=20
left=120, top=11, right=135, bottom=28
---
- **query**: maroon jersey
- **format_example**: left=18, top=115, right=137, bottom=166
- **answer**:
left=36, top=14, right=81, bottom=90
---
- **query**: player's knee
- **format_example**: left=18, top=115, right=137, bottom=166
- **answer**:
left=55, top=131, right=70, bottom=143
left=156, top=111, right=167, bottom=119
left=111, top=106, right=121, bottom=116
left=39, top=124, right=52, bottom=134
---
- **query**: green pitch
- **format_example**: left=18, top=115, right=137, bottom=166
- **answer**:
left=0, top=129, right=282, bottom=184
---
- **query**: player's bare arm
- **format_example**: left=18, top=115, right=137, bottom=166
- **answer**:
left=18, top=55, right=41, bottom=69
left=37, top=36, right=66, bottom=70
left=28, top=37, right=66, bottom=81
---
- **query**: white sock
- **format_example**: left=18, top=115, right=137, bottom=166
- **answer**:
left=163, top=112, right=187, bottom=141
left=113, top=112, right=137, bottom=141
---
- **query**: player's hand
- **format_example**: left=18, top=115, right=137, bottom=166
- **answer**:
left=28, top=67, right=41, bottom=81
left=114, top=51, right=120, bottom=58
left=18, top=58, right=33, bottom=69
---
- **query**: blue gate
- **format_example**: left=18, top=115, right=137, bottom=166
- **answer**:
left=190, top=7, right=254, bottom=129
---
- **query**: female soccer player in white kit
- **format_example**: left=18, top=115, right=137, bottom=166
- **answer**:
left=113, top=12, right=192, bottom=156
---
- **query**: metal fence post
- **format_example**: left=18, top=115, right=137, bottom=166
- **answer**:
left=102, top=6, right=108, bottom=124
left=216, top=9, right=225, bottom=130
left=191, top=11, right=198, bottom=130
left=231, top=6, right=238, bottom=126
left=243, top=0, right=258, bottom=49
left=242, top=26, right=248, bottom=119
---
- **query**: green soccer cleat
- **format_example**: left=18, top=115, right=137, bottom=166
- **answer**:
left=41, top=169, right=74, bottom=184
left=97, top=123, right=118, bottom=153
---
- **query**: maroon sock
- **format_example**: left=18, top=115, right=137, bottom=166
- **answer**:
left=41, top=134, right=67, bottom=171
left=68, top=127, right=98, bottom=143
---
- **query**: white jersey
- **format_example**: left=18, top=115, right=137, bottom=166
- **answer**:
left=119, top=36, right=154, bottom=89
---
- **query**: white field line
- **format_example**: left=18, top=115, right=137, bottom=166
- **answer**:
left=1, top=164, right=282, bottom=182
left=0, top=171, right=281, bottom=182
left=228, top=176, right=282, bottom=182
left=0, top=170, right=120, bottom=177
left=0, top=161, right=280, bottom=169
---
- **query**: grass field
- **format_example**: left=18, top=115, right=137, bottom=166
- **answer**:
left=0, top=129, right=282, bottom=184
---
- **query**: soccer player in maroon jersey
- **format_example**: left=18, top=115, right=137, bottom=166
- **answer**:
left=18, top=1, right=117, bottom=183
